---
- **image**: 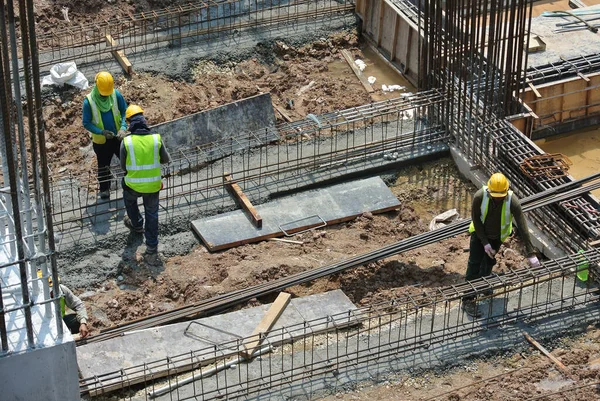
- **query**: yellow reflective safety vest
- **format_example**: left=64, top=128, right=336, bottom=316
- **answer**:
left=468, top=186, right=513, bottom=242
left=86, top=92, right=121, bottom=145
left=124, top=134, right=162, bottom=193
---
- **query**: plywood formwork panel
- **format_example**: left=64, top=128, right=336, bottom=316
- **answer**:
left=561, top=79, right=588, bottom=122
left=589, top=74, right=600, bottom=115
left=379, top=3, right=396, bottom=51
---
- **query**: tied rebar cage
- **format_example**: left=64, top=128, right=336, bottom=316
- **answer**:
left=0, top=0, right=63, bottom=354
left=27, top=0, right=356, bottom=73
left=49, top=92, right=447, bottom=249
left=79, top=249, right=600, bottom=400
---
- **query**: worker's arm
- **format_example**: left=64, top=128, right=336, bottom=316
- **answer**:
left=120, top=141, right=127, bottom=172
left=159, top=140, right=171, bottom=164
left=471, top=189, right=489, bottom=245
left=510, top=195, right=537, bottom=256
left=60, top=284, right=89, bottom=325
left=115, top=90, right=128, bottom=131
left=82, top=98, right=102, bottom=135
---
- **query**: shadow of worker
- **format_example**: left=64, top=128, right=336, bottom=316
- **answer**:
left=84, top=196, right=126, bottom=235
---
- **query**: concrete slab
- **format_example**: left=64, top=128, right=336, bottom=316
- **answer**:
left=191, top=176, right=401, bottom=251
left=528, top=5, right=600, bottom=68
left=78, top=289, right=357, bottom=394
left=152, top=93, right=277, bottom=153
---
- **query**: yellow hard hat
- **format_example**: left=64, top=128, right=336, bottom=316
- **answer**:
left=487, top=173, right=509, bottom=197
left=36, top=269, right=58, bottom=287
left=95, top=71, right=114, bottom=96
left=126, top=104, right=144, bottom=120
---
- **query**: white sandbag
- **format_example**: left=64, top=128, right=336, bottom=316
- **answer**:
left=429, top=209, right=460, bottom=231
left=41, top=62, right=89, bottom=89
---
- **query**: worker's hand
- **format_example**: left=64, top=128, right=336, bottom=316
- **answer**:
left=484, top=243, right=496, bottom=258
left=117, top=129, right=128, bottom=141
left=79, top=323, right=89, bottom=339
left=101, top=130, right=115, bottom=139
left=527, top=256, right=541, bottom=267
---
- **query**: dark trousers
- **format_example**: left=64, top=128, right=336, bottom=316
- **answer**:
left=464, top=233, right=502, bottom=301
left=93, top=137, right=120, bottom=192
left=63, top=313, right=79, bottom=335
left=123, top=183, right=160, bottom=249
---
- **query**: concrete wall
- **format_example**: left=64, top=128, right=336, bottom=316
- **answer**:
left=0, top=342, right=80, bottom=401
left=151, top=92, right=276, bottom=152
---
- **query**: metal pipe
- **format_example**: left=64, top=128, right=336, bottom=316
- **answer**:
left=148, top=345, right=272, bottom=398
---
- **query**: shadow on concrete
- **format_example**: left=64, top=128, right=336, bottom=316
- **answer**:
left=84, top=197, right=126, bottom=236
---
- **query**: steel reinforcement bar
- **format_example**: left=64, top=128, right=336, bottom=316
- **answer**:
left=80, top=173, right=600, bottom=345
left=49, top=91, right=446, bottom=244
left=79, top=247, right=600, bottom=398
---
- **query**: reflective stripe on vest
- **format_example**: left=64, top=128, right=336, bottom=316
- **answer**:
left=468, top=186, right=513, bottom=242
left=86, top=92, right=121, bottom=144
left=124, top=134, right=162, bottom=193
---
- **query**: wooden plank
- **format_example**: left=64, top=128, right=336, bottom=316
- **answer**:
left=523, top=332, right=572, bottom=377
left=269, top=238, right=304, bottom=245
left=390, top=13, right=399, bottom=60
left=377, top=0, right=385, bottom=46
left=105, top=34, right=133, bottom=75
left=224, top=174, right=262, bottom=228
left=340, top=49, right=375, bottom=93
left=240, top=293, right=292, bottom=360
left=274, top=105, right=293, bottom=122
left=526, top=79, right=542, bottom=98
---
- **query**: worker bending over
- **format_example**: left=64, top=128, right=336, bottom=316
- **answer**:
left=463, top=172, right=540, bottom=317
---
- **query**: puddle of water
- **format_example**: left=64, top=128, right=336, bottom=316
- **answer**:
left=359, top=46, right=416, bottom=102
left=535, top=125, right=600, bottom=198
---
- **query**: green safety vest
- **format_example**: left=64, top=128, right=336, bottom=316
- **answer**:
left=468, top=186, right=513, bottom=242
left=124, top=134, right=163, bottom=193
left=86, top=92, right=121, bottom=145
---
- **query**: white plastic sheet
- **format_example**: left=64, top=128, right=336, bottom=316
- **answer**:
left=41, top=62, right=89, bottom=89
left=429, top=209, right=460, bottom=231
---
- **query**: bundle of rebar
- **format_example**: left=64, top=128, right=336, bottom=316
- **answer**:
left=81, top=172, right=600, bottom=345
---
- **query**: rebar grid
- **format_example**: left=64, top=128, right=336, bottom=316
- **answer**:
left=49, top=91, right=446, bottom=248
left=79, top=249, right=600, bottom=399
left=30, top=0, right=354, bottom=72
left=527, top=54, right=600, bottom=85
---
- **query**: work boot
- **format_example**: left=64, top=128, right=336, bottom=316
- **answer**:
left=99, top=190, right=110, bottom=200
left=144, top=245, right=158, bottom=255
left=123, top=216, right=144, bottom=234
left=462, top=300, right=482, bottom=318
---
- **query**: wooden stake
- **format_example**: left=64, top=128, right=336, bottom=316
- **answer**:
left=224, top=173, right=262, bottom=228
left=523, top=332, right=571, bottom=377
left=341, top=49, right=375, bottom=94
left=240, top=292, right=292, bottom=360
left=105, top=34, right=133, bottom=75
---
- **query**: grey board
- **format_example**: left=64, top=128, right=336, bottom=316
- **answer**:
left=78, top=290, right=357, bottom=394
left=151, top=92, right=277, bottom=153
left=192, top=176, right=401, bottom=251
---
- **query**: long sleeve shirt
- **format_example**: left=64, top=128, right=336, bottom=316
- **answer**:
left=471, top=188, right=536, bottom=256
left=82, top=89, right=128, bottom=135
left=60, top=284, right=88, bottom=324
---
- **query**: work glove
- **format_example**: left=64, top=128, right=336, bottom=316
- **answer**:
left=102, top=130, right=115, bottom=139
left=117, top=129, right=128, bottom=141
left=484, top=243, right=496, bottom=258
left=527, top=256, right=541, bottom=267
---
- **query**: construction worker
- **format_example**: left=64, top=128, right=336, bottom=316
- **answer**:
left=37, top=270, right=90, bottom=338
left=82, top=71, right=128, bottom=200
left=463, top=172, right=540, bottom=317
left=120, top=105, right=171, bottom=255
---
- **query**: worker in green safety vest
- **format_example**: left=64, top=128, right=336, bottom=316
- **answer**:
left=463, top=172, right=540, bottom=317
left=82, top=71, right=128, bottom=200
left=37, top=269, right=90, bottom=338
left=120, top=105, right=171, bottom=255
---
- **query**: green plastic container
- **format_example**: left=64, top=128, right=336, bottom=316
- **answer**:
left=576, top=250, right=589, bottom=282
